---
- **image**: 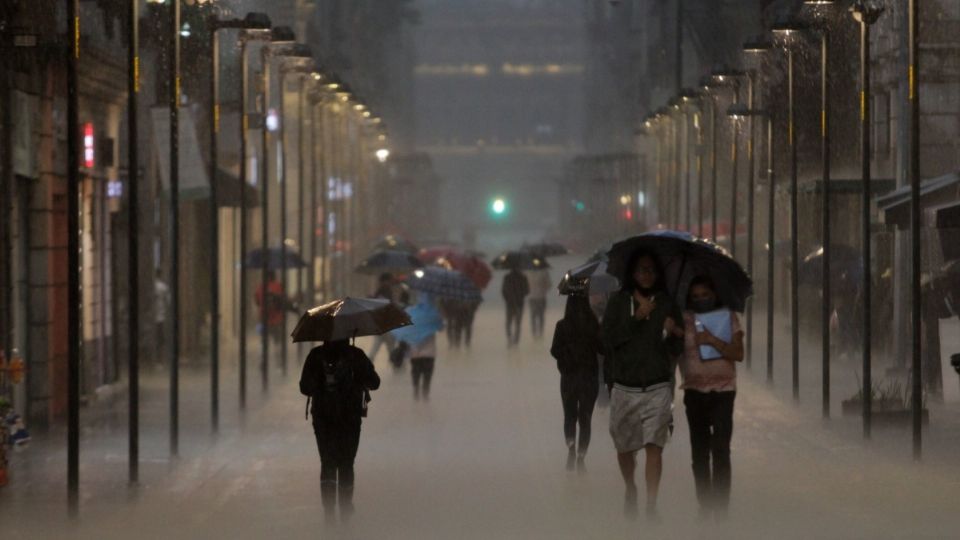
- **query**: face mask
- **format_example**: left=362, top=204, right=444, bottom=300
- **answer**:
left=691, top=298, right=717, bottom=313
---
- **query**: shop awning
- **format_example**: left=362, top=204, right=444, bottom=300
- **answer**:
left=876, top=171, right=960, bottom=230
left=151, top=107, right=210, bottom=200
left=215, top=168, right=260, bottom=208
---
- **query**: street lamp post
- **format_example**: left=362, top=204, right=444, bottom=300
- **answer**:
left=803, top=0, right=838, bottom=419
left=742, top=38, right=772, bottom=370
left=698, top=77, right=720, bottom=240
left=237, top=26, right=272, bottom=410
left=713, top=68, right=746, bottom=257
left=258, top=27, right=299, bottom=394
left=208, top=11, right=270, bottom=428
left=66, top=0, right=81, bottom=515
left=168, top=0, right=181, bottom=457
left=277, top=53, right=313, bottom=377
left=851, top=0, right=883, bottom=441
left=730, top=103, right=774, bottom=381
left=908, top=0, right=922, bottom=463
left=127, top=0, right=140, bottom=486
left=772, top=20, right=805, bottom=402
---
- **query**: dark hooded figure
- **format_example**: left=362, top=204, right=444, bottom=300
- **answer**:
left=550, top=295, right=603, bottom=472
left=299, top=339, right=381, bottom=521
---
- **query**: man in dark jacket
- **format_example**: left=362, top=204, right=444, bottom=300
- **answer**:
left=300, top=339, right=381, bottom=520
left=502, top=267, right=530, bottom=347
left=602, top=252, right=684, bottom=520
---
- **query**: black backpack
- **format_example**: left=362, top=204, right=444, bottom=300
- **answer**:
left=307, top=355, right=371, bottom=420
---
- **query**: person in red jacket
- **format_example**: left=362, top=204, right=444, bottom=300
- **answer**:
left=255, top=270, right=292, bottom=346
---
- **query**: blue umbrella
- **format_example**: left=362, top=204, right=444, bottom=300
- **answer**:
left=606, top=230, right=753, bottom=312
left=391, top=297, right=444, bottom=346
left=407, top=266, right=482, bottom=302
left=244, top=246, right=307, bottom=270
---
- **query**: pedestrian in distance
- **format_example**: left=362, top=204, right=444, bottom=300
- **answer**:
left=502, top=266, right=530, bottom=347
left=153, top=270, right=170, bottom=367
left=602, top=250, right=684, bottom=520
left=368, top=273, right=397, bottom=362
left=299, top=339, right=381, bottom=521
left=256, top=270, right=295, bottom=347
left=678, top=275, right=744, bottom=521
left=550, top=295, right=602, bottom=472
left=527, top=267, right=553, bottom=340
left=407, top=295, right=443, bottom=401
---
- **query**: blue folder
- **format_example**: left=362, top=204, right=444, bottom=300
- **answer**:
left=695, top=309, right=733, bottom=361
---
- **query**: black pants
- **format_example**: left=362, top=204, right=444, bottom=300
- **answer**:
left=560, top=373, right=599, bottom=454
left=683, top=390, right=736, bottom=512
left=411, top=357, right=435, bottom=399
left=313, top=418, right=362, bottom=512
left=505, top=303, right=523, bottom=346
left=462, top=304, right=478, bottom=347
left=529, top=298, right=546, bottom=338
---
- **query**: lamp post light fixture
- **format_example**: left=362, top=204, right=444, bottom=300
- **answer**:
left=771, top=19, right=807, bottom=402
left=850, top=0, right=884, bottom=440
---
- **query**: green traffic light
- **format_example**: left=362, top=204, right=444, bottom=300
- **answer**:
left=491, top=198, right=507, bottom=217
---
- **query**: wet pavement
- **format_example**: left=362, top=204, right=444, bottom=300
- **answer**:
left=2, top=263, right=959, bottom=539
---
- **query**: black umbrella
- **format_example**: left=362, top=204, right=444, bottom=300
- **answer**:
left=491, top=251, right=551, bottom=271
left=607, top=230, right=753, bottom=312
left=799, top=244, right=863, bottom=286
left=374, top=234, right=418, bottom=254
left=586, top=247, right=610, bottom=263
left=355, top=249, right=424, bottom=275
left=522, top=242, right=570, bottom=258
left=558, top=260, right=620, bottom=296
left=291, top=297, right=412, bottom=342
left=244, top=246, right=307, bottom=270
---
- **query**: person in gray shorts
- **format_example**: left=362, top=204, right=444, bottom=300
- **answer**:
left=602, top=251, right=684, bottom=520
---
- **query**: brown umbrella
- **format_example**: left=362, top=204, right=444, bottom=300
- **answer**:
left=291, top=297, right=412, bottom=343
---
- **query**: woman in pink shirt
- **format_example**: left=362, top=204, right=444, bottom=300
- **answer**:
left=678, top=275, right=744, bottom=520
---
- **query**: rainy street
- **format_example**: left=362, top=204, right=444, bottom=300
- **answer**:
left=3, top=263, right=960, bottom=539
left=3, top=0, right=960, bottom=538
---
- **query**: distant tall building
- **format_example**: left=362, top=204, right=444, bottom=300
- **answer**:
left=413, top=0, right=585, bottom=247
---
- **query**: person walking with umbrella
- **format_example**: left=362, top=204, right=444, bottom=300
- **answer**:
left=678, top=275, right=744, bottom=521
left=367, top=273, right=398, bottom=362
left=550, top=295, right=602, bottom=472
left=602, top=250, right=684, bottom=520
left=295, top=298, right=410, bottom=521
left=393, top=292, right=444, bottom=401
left=256, top=270, right=295, bottom=348
left=502, top=266, right=530, bottom=347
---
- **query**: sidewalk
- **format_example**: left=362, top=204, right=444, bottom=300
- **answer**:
left=743, top=305, right=960, bottom=468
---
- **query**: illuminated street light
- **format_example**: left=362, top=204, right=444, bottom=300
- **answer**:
left=376, top=148, right=391, bottom=163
